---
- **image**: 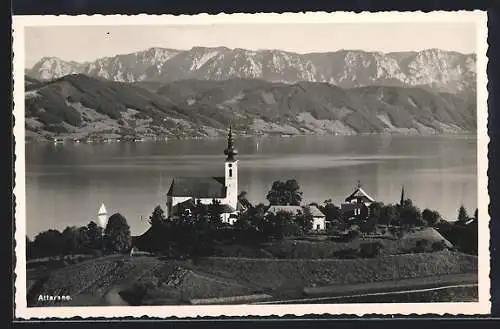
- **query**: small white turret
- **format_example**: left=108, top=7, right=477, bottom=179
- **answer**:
left=98, top=203, right=108, bottom=228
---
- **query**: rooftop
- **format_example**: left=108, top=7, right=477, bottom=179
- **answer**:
left=345, top=186, right=375, bottom=203
left=267, top=205, right=303, bottom=215
left=267, top=205, right=325, bottom=217
left=167, top=177, right=226, bottom=198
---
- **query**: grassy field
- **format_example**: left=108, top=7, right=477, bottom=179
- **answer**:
left=212, top=228, right=454, bottom=259
left=28, top=250, right=477, bottom=306
left=190, top=251, right=477, bottom=299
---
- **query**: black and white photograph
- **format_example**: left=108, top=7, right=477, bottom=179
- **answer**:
left=13, top=11, right=490, bottom=318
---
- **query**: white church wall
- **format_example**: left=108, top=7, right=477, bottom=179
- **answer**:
left=224, top=160, right=239, bottom=210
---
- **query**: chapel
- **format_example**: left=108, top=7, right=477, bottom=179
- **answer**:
left=340, top=181, right=375, bottom=221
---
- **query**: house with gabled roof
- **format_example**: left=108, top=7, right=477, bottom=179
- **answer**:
left=341, top=181, right=375, bottom=221
left=166, top=126, right=245, bottom=224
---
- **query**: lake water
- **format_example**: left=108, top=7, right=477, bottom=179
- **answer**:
left=24, top=135, right=477, bottom=238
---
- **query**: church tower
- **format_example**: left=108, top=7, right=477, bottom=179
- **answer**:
left=224, top=125, right=238, bottom=210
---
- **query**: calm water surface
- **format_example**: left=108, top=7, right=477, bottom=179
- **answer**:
left=25, top=135, right=477, bottom=238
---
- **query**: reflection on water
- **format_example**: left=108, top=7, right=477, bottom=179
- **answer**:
left=25, top=135, right=477, bottom=238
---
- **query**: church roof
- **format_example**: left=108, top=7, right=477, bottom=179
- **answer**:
left=345, top=187, right=375, bottom=203
left=167, top=177, right=227, bottom=198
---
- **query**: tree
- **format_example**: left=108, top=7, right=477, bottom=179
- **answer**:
left=295, top=207, right=313, bottom=234
left=207, top=199, right=224, bottom=229
left=76, top=226, right=91, bottom=252
left=26, top=236, right=33, bottom=259
left=399, top=198, right=424, bottom=227
left=61, top=226, right=80, bottom=254
left=149, top=206, right=167, bottom=229
left=234, top=203, right=267, bottom=243
left=192, top=199, right=209, bottom=221
left=32, top=229, right=64, bottom=257
left=104, top=213, right=132, bottom=253
left=380, top=204, right=399, bottom=226
left=266, top=179, right=303, bottom=206
left=368, top=202, right=384, bottom=224
left=457, top=205, right=469, bottom=224
left=422, top=209, right=441, bottom=227
left=265, top=210, right=301, bottom=239
left=318, top=199, right=341, bottom=222
left=86, top=221, right=103, bottom=250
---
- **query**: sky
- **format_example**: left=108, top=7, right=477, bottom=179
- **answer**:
left=24, top=22, right=477, bottom=68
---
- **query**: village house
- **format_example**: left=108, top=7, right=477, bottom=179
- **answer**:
left=340, top=182, right=375, bottom=221
left=266, top=205, right=326, bottom=232
left=166, top=126, right=246, bottom=224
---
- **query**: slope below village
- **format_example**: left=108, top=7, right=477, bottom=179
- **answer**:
left=27, top=235, right=478, bottom=306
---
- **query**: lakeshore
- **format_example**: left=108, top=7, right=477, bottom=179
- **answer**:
left=25, top=134, right=477, bottom=238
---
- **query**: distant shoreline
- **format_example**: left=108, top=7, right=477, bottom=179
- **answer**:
left=25, top=131, right=477, bottom=145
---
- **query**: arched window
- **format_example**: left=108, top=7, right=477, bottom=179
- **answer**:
left=229, top=169, right=233, bottom=177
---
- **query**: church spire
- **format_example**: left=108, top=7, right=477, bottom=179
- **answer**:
left=400, top=185, right=405, bottom=206
left=224, top=125, right=238, bottom=161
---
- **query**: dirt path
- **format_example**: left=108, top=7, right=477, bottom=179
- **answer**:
left=257, top=283, right=478, bottom=304
left=100, top=258, right=163, bottom=306
left=103, top=287, right=129, bottom=306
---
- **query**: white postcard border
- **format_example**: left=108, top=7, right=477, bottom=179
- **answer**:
left=13, top=11, right=490, bottom=319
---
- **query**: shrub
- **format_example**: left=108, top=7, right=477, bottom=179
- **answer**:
left=332, top=248, right=359, bottom=259
left=359, top=241, right=384, bottom=258
left=431, top=240, right=448, bottom=252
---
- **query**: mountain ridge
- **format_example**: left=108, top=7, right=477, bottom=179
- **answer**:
left=26, top=47, right=476, bottom=94
left=24, top=74, right=476, bottom=141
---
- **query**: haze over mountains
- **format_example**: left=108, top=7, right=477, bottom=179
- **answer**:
left=24, top=47, right=477, bottom=141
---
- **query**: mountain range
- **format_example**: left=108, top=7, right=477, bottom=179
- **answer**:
left=26, top=47, right=476, bottom=94
left=24, top=74, right=476, bottom=141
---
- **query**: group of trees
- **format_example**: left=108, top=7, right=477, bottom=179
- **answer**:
left=235, top=203, right=313, bottom=241
left=137, top=195, right=315, bottom=257
left=136, top=200, right=232, bottom=257
left=28, top=177, right=479, bottom=259
left=359, top=198, right=442, bottom=232
left=27, top=213, right=132, bottom=259
left=263, top=179, right=449, bottom=233
left=266, top=179, right=303, bottom=206
left=436, top=205, right=478, bottom=255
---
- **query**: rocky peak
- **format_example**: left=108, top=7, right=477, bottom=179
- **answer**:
left=26, top=47, right=476, bottom=94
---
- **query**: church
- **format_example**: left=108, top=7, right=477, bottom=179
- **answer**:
left=166, top=126, right=245, bottom=224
